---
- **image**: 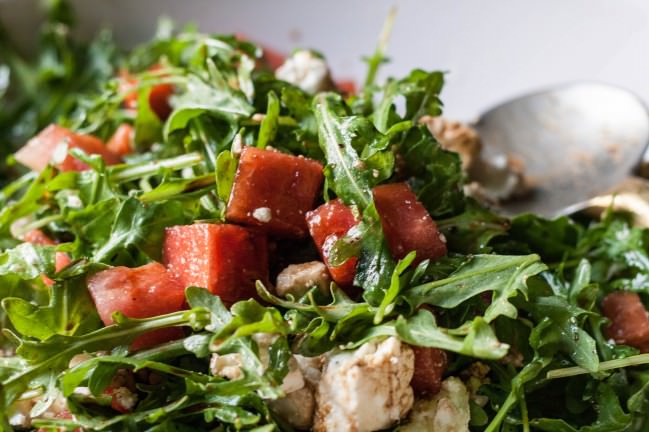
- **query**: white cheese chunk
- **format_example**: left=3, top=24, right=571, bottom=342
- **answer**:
left=275, top=50, right=333, bottom=94
left=314, top=337, right=415, bottom=432
left=400, top=377, right=471, bottom=432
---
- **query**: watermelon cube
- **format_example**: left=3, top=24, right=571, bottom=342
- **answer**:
left=106, top=124, right=134, bottom=156
left=602, top=291, right=649, bottom=352
left=410, top=346, right=448, bottom=397
left=87, top=262, right=186, bottom=350
left=306, top=199, right=359, bottom=287
left=226, top=147, right=324, bottom=238
left=373, top=183, right=447, bottom=263
left=15, top=124, right=121, bottom=172
left=119, top=65, right=174, bottom=120
left=163, top=223, right=269, bottom=305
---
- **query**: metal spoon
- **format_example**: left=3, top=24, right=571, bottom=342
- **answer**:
left=472, top=83, right=649, bottom=218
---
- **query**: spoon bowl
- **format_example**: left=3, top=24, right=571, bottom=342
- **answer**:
left=473, top=83, right=649, bottom=217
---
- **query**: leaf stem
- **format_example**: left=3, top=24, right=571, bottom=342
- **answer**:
left=485, top=392, right=517, bottom=432
left=520, top=393, right=530, bottom=432
left=240, top=116, right=298, bottom=128
left=1, top=308, right=211, bottom=408
left=108, top=152, right=203, bottom=183
left=14, top=214, right=65, bottom=237
left=363, top=6, right=397, bottom=91
left=546, top=353, right=649, bottom=379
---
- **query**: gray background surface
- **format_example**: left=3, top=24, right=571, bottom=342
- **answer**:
left=2, top=0, right=648, bottom=121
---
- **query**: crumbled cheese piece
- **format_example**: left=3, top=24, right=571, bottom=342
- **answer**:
left=65, top=193, right=83, bottom=209
left=275, top=50, right=333, bottom=94
left=231, top=131, right=244, bottom=155
left=252, top=207, right=272, bottom=223
left=314, top=337, right=415, bottom=432
left=282, top=356, right=306, bottom=394
left=210, top=333, right=306, bottom=392
left=210, top=353, right=244, bottom=380
left=275, top=261, right=331, bottom=298
left=9, top=413, right=27, bottom=428
left=68, top=353, right=93, bottom=368
left=181, top=167, right=196, bottom=179
left=400, top=377, right=471, bottom=432
left=295, top=354, right=323, bottom=388
left=112, top=387, right=138, bottom=411
left=51, top=141, right=70, bottom=165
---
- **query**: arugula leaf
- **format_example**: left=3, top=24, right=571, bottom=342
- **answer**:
left=92, top=197, right=188, bottom=263
left=528, top=297, right=599, bottom=373
left=0, top=243, right=55, bottom=280
left=3, top=277, right=100, bottom=341
left=374, top=70, right=444, bottom=133
left=437, top=199, right=510, bottom=254
left=186, top=286, right=231, bottom=332
left=1, top=307, right=211, bottom=411
left=313, top=92, right=375, bottom=208
left=0, top=166, right=55, bottom=238
left=0, top=1, right=118, bottom=184
left=355, top=205, right=397, bottom=303
left=502, top=214, right=581, bottom=262
left=398, top=126, right=465, bottom=218
left=215, top=150, right=237, bottom=203
left=257, top=90, right=280, bottom=149
left=395, top=309, right=509, bottom=360
left=216, top=300, right=289, bottom=340
left=138, top=173, right=215, bottom=203
left=530, top=383, right=631, bottom=432
left=134, top=85, right=163, bottom=148
left=405, top=254, right=547, bottom=322
left=164, top=73, right=254, bottom=139
left=374, top=251, right=416, bottom=324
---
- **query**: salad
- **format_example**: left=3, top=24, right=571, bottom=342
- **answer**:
left=2, top=3, right=649, bottom=431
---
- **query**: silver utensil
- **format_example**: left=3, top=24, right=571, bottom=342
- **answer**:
left=473, top=83, right=649, bottom=218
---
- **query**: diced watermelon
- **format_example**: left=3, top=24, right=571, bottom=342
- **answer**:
left=119, top=65, right=174, bottom=120
left=373, top=183, right=447, bottom=263
left=148, top=82, right=174, bottom=120
left=410, top=346, right=448, bottom=397
left=261, top=45, right=286, bottom=71
left=306, top=199, right=359, bottom=287
left=54, top=252, right=72, bottom=273
left=23, top=229, right=71, bottom=285
left=23, top=229, right=56, bottom=246
left=163, top=223, right=269, bottom=305
left=107, top=124, right=134, bottom=156
left=87, top=262, right=186, bottom=350
left=15, top=124, right=121, bottom=172
left=335, top=79, right=357, bottom=96
left=226, top=147, right=324, bottom=238
left=601, top=291, right=649, bottom=351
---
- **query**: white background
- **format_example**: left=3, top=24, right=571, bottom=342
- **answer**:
left=2, top=0, right=649, bottom=121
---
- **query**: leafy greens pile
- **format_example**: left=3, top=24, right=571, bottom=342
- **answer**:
left=2, top=4, right=649, bottom=432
